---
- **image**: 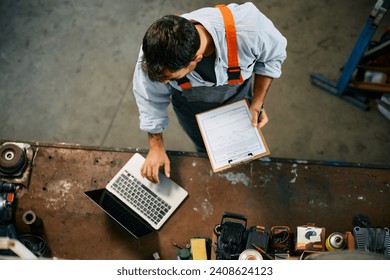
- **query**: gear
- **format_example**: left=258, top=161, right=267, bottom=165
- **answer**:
left=0, top=143, right=27, bottom=175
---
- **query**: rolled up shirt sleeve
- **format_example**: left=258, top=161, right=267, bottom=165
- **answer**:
left=252, top=9, right=287, bottom=79
left=253, top=28, right=287, bottom=78
left=133, top=50, right=173, bottom=134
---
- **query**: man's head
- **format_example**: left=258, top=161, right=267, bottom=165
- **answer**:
left=141, top=15, right=201, bottom=83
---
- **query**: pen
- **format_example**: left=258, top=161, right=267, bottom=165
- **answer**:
left=257, top=103, right=265, bottom=124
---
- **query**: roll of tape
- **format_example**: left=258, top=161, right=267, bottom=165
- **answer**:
left=239, top=249, right=263, bottom=260
left=326, top=232, right=345, bottom=251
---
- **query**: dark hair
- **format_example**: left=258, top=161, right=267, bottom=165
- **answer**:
left=141, top=15, right=200, bottom=82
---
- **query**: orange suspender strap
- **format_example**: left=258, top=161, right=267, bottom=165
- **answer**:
left=216, top=4, right=243, bottom=85
left=177, top=77, right=192, bottom=89
left=178, top=4, right=243, bottom=89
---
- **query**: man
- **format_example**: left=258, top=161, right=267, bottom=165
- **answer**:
left=133, top=2, right=287, bottom=183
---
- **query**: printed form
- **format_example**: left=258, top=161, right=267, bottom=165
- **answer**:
left=196, top=99, right=270, bottom=172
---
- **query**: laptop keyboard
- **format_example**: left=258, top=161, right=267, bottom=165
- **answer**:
left=111, top=170, right=172, bottom=225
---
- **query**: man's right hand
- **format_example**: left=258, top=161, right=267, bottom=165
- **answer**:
left=141, top=133, right=170, bottom=184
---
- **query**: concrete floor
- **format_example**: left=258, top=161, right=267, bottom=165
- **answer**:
left=1, top=0, right=390, bottom=166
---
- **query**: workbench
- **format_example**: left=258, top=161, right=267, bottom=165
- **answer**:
left=2, top=141, right=390, bottom=260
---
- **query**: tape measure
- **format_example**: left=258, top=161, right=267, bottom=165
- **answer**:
left=239, top=249, right=263, bottom=260
left=325, top=232, right=345, bottom=251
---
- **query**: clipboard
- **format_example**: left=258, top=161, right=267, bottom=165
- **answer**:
left=196, top=99, right=270, bottom=172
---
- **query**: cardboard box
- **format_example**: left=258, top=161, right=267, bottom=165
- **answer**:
left=295, top=224, right=325, bottom=253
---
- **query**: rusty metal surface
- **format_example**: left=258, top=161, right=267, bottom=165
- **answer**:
left=5, top=142, right=390, bottom=260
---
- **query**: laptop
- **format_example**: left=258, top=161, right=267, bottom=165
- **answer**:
left=84, top=153, right=188, bottom=238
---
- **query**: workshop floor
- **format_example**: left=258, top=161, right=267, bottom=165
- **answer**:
left=1, top=0, right=390, bottom=166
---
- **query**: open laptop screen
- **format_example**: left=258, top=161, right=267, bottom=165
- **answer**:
left=85, top=189, right=154, bottom=239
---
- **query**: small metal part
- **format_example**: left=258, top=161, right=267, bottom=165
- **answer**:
left=171, top=242, right=183, bottom=249
left=152, top=252, right=161, bottom=260
left=214, top=224, right=222, bottom=236
left=22, top=210, right=42, bottom=228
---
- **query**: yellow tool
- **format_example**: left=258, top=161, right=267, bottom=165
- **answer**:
left=190, top=238, right=208, bottom=260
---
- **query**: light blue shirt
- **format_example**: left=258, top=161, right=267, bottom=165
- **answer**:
left=133, top=2, right=287, bottom=134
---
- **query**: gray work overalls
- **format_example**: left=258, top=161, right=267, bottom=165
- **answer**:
left=171, top=79, right=252, bottom=152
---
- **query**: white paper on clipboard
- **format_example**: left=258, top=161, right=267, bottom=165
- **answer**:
left=196, top=99, right=270, bottom=172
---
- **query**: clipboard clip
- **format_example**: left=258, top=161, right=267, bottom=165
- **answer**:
left=228, top=153, right=254, bottom=166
